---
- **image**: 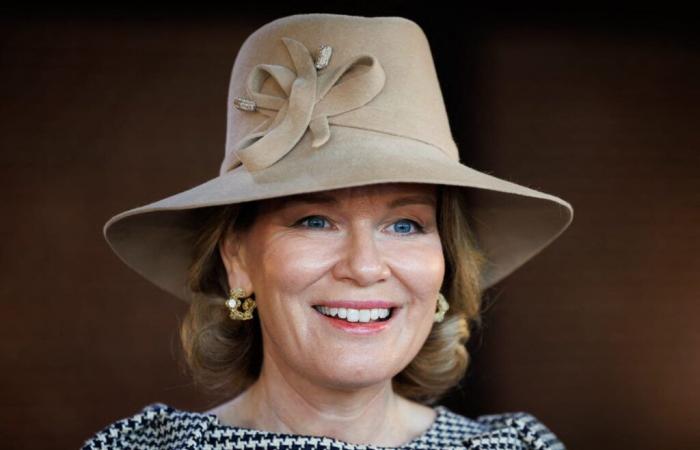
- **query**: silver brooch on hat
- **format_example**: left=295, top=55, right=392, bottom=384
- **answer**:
left=233, top=43, right=333, bottom=112
left=233, top=96, right=256, bottom=112
left=314, top=44, right=332, bottom=70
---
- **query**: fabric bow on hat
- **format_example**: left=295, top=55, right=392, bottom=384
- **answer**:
left=221, top=36, right=386, bottom=174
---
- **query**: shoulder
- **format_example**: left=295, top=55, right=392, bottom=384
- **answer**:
left=80, top=402, right=566, bottom=450
left=80, top=402, right=214, bottom=450
left=437, top=406, right=567, bottom=450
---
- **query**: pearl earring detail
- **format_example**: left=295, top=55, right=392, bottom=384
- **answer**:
left=226, top=287, right=257, bottom=321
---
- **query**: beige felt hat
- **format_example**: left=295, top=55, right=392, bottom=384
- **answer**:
left=103, top=13, right=574, bottom=303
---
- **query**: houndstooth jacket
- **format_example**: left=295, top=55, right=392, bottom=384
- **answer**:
left=81, top=402, right=567, bottom=450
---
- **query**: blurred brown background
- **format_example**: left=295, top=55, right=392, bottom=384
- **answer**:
left=1, top=5, right=698, bottom=450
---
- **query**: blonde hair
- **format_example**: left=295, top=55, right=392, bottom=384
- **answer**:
left=177, top=184, right=488, bottom=405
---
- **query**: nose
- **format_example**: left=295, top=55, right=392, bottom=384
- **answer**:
left=332, top=223, right=391, bottom=286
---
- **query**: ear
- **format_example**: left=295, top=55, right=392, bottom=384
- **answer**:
left=218, top=230, right=254, bottom=296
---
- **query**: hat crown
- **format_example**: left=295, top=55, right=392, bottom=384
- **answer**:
left=221, top=13, right=459, bottom=175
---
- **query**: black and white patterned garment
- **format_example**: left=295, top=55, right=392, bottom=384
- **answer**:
left=81, top=402, right=567, bottom=450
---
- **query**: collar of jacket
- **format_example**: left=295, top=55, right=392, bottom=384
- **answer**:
left=462, top=413, right=566, bottom=450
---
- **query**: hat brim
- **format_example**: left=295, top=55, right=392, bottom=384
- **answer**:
left=104, top=126, right=573, bottom=302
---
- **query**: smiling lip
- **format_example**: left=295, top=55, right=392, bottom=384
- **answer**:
left=313, top=300, right=399, bottom=309
left=313, top=303, right=398, bottom=335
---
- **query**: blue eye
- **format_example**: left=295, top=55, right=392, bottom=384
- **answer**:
left=299, top=215, right=329, bottom=229
left=391, top=218, right=424, bottom=234
left=294, top=216, right=424, bottom=234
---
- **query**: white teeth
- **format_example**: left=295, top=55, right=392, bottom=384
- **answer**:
left=347, top=309, right=360, bottom=322
left=315, top=306, right=392, bottom=323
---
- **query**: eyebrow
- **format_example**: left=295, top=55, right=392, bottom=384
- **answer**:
left=282, top=192, right=437, bottom=209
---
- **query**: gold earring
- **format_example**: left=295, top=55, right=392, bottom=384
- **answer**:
left=434, top=292, right=449, bottom=323
left=226, top=287, right=257, bottom=320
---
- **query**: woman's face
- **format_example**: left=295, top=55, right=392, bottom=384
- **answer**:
left=220, top=182, right=444, bottom=390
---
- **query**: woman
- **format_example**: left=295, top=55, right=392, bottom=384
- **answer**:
left=82, top=13, right=573, bottom=450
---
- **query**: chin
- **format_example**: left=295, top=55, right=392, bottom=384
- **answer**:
left=313, top=363, right=399, bottom=389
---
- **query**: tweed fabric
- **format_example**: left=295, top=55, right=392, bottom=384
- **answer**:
left=81, top=403, right=567, bottom=450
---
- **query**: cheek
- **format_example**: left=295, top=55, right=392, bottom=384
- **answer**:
left=257, top=237, right=337, bottom=293
left=251, top=239, right=327, bottom=363
left=388, top=238, right=445, bottom=293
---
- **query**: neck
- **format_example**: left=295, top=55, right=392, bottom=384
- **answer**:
left=220, top=351, right=423, bottom=447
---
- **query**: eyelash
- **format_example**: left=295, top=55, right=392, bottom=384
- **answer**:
left=292, top=215, right=426, bottom=235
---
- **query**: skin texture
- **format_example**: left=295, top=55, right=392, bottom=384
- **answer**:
left=211, top=182, right=444, bottom=446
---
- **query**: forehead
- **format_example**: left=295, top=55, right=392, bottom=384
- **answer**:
left=265, top=183, right=438, bottom=209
